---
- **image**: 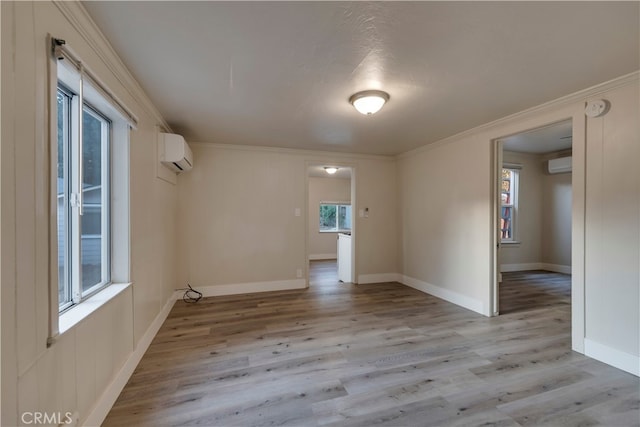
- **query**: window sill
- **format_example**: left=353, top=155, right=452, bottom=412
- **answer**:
left=501, top=241, right=521, bottom=247
left=59, top=282, right=131, bottom=335
left=319, top=230, right=351, bottom=234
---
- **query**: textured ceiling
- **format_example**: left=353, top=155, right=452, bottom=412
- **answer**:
left=83, top=1, right=639, bottom=156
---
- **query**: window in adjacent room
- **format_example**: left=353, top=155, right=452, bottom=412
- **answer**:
left=319, top=203, right=351, bottom=232
left=501, top=168, right=519, bottom=242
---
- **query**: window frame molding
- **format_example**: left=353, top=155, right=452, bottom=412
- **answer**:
left=47, top=35, right=132, bottom=346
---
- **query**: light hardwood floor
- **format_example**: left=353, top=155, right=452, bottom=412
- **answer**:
left=104, top=262, right=639, bottom=426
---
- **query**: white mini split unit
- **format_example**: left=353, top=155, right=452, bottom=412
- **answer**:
left=548, top=156, right=572, bottom=174
left=160, top=132, right=193, bottom=173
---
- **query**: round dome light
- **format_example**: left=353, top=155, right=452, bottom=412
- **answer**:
left=349, top=90, right=390, bottom=115
left=324, top=167, right=338, bottom=175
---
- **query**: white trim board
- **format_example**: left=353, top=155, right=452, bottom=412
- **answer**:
left=501, top=263, right=542, bottom=272
left=83, top=291, right=179, bottom=427
left=400, top=275, right=486, bottom=316
left=541, top=263, right=571, bottom=275
left=358, top=273, right=401, bottom=284
left=501, top=263, right=571, bottom=274
left=309, top=253, right=337, bottom=260
left=191, top=279, right=306, bottom=298
left=584, top=339, right=639, bottom=377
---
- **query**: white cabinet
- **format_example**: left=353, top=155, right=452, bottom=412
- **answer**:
left=338, top=233, right=352, bottom=282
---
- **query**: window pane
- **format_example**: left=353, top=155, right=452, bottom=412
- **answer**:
left=501, top=207, right=511, bottom=239
left=319, top=205, right=337, bottom=231
left=501, top=168, right=516, bottom=241
left=81, top=109, right=106, bottom=292
left=338, top=205, right=352, bottom=231
left=57, top=91, right=70, bottom=307
left=501, top=169, right=512, bottom=204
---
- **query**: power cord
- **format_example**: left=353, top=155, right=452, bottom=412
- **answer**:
left=178, top=283, right=202, bottom=303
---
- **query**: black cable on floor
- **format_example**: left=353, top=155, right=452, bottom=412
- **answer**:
left=181, top=283, right=202, bottom=303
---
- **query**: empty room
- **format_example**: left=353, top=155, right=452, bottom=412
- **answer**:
left=2, top=1, right=639, bottom=426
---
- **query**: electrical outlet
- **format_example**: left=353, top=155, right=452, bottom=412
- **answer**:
left=296, top=268, right=302, bottom=278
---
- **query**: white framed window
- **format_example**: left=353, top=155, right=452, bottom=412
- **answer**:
left=50, top=37, right=136, bottom=329
left=57, top=85, right=112, bottom=311
left=319, top=203, right=351, bottom=232
left=501, top=168, right=519, bottom=242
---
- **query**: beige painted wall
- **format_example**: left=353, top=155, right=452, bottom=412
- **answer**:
left=541, top=171, right=572, bottom=267
left=355, top=157, right=399, bottom=279
left=1, top=2, right=179, bottom=425
left=584, top=82, right=639, bottom=358
left=177, top=145, right=397, bottom=288
left=500, top=151, right=544, bottom=266
left=398, top=136, right=492, bottom=313
left=308, top=177, right=351, bottom=258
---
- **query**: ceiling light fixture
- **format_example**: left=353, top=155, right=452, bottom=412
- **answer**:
left=324, top=167, right=338, bottom=175
left=349, top=90, right=390, bottom=115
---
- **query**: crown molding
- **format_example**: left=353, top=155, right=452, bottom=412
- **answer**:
left=52, top=0, right=171, bottom=131
left=188, top=142, right=396, bottom=162
left=397, top=71, right=639, bottom=160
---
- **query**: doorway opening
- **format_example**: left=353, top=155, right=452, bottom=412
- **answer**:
left=306, top=164, right=355, bottom=287
left=493, top=119, right=573, bottom=315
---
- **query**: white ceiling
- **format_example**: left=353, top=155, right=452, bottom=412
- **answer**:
left=502, top=120, right=572, bottom=154
left=83, top=2, right=639, bottom=156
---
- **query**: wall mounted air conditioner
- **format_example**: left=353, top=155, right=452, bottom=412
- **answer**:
left=160, top=133, right=193, bottom=173
left=548, top=156, right=572, bottom=174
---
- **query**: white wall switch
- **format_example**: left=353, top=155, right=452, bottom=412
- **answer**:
left=294, top=208, right=301, bottom=217
left=359, top=209, right=364, bottom=218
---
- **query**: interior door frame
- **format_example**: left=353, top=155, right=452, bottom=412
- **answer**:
left=489, top=110, right=586, bottom=354
left=490, top=139, right=503, bottom=316
left=304, top=160, right=357, bottom=286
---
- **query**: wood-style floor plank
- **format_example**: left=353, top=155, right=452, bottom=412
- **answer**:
left=104, top=264, right=639, bottom=426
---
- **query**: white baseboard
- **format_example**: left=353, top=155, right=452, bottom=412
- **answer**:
left=584, top=338, right=639, bottom=377
left=540, top=263, right=571, bottom=274
left=501, top=263, right=571, bottom=274
left=400, top=275, right=486, bottom=316
left=358, top=273, right=401, bottom=284
left=501, top=263, right=542, bottom=272
left=309, top=253, right=337, bottom=260
left=83, top=291, right=179, bottom=427
left=193, top=279, right=306, bottom=298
